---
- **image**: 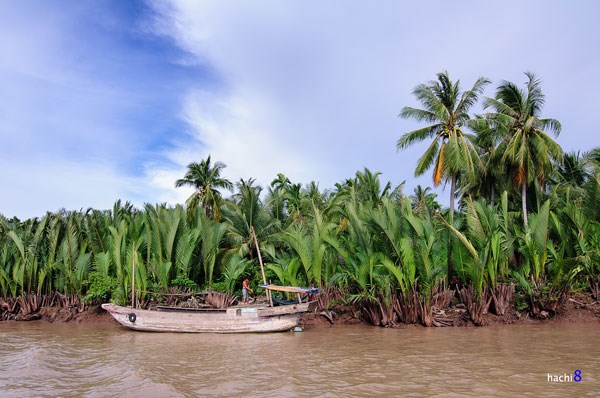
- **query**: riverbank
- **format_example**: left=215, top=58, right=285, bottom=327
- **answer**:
left=3, top=292, right=597, bottom=329
left=301, top=292, right=599, bottom=328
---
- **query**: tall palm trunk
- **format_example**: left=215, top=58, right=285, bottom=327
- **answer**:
left=522, top=180, right=528, bottom=229
left=449, top=174, right=456, bottom=223
left=448, top=174, right=456, bottom=281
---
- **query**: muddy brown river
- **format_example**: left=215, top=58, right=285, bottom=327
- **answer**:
left=0, top=322, right=597, bottom=397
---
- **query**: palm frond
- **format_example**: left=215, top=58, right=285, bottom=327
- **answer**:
left=396, top=124, right=441, bottom=150
left=399, top=107, right=440, bottom=123
left=413, top=138, right=440, bottom=179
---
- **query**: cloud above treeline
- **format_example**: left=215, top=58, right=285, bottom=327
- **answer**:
left=1, top=0, right=599, bottom=218
left=145, top=0, right=600, bottom=202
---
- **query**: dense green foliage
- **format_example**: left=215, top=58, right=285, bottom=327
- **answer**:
left=1, top=72, right=598, bottom=325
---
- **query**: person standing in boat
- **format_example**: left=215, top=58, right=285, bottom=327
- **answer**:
left=242, top=279, right=253, bottom=304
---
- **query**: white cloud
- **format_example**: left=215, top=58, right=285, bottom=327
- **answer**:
left=144, top=167, right=193, bottom=205
left=0, top=3, right=186, bottom=218
left=3, top=1, right=599, bottom=218
left=145, top=1, right=408, bottom=191
left=144, top=87, right=320, bottom=200
left=0, top=157, right=132, bottom=219
left=147, top=0, right=600, bottom=206
left=184, top=89, right=318, bottom=182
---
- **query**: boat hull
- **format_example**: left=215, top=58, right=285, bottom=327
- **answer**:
left=101, top=303, right=312, bottom=333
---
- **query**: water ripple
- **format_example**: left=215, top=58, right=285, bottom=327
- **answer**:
left=0, top=322, right=598, bottom=397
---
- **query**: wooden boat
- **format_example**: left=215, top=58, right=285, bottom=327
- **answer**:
left=102, top=226, right=318, bottom=333
left=101, top=297, right=317, bottom=333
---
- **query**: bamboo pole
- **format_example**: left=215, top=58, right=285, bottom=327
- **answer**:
left=251, top=226, right=267, bottom=285
left=250, top=225, right=272, bottom=306
left=131, top=245, right=135, bottom=309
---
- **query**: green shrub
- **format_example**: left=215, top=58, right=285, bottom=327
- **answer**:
left=83, top=272, right=117, bottom=304
left=208, top=280, right=228, bottom=292
left=170, top=276, right=197, bottom=290
left=513, top=290, right=529, bottom=312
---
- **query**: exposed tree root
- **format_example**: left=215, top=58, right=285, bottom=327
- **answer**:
left=459, top=286, right=491, bottom=326
left=1, top=293, right=84, bottom=321
left=204, top=291, right=238, bottom=309
left=392, top=290, right=419, bottom=324
left=491, top=283, right=515, bottom=316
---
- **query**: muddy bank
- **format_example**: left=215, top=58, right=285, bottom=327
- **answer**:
left=2, top=293, right=598, bottom=329
left=0, top=304, right=114, bottom=324
left=300, top=292, right=600, bottom=328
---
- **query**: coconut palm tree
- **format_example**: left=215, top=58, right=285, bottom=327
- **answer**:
left=397, top=71, right=489, bottom=221
left=483, top=72, right=562, bottom=229
left=354, top=168, right=392, bottom=206
left=175, top=156, right=233, bottom=221
left=582, top=149, right=600, bottom=223
left=465, top=116, right=508, bottom=207
left=411, top=185, right=441, bottom=216
left=264, top=186, right=287, bottom=225
left=284, top=183, right=304, bottom=222
left=270, top=173, right=291, bottom=196
left=305, top=181, right=326, bottom=209
left=557, top=151, right=589, bottom=187
left=223, top=178, right=275, bottom=259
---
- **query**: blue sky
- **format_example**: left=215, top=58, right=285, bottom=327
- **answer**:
left=1, top=0, right=599, bottom=219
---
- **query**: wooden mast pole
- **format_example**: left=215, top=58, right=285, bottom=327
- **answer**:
left=131, top=245, right=135, bottom=309
left=251, top=225, right=267, bottom=285
left=251, top=225, right=272, bottom=306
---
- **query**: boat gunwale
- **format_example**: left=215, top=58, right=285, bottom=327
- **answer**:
left=101, top=303, right=303, bottom=333
left=155, top=305, right=227, bottom=313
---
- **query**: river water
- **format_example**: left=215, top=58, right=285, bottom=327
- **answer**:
left=0, top=321, right=597, bottom=397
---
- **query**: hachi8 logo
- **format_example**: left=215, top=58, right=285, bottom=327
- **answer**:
left=547, top=370, right=582, bottom=383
